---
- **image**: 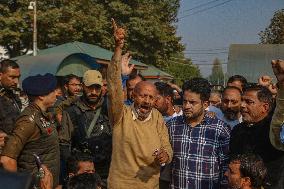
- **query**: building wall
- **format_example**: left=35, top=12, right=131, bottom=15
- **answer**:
left=228, top=44, right=284, bottom=83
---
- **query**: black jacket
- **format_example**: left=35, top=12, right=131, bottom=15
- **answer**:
left=230, top=114, right=284, bottom=163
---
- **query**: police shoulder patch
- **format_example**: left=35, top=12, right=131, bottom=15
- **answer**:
left=28, top=113, right=36, bottom=122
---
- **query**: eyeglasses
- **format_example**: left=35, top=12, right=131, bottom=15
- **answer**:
left=68, top=83, right=82, bottom=87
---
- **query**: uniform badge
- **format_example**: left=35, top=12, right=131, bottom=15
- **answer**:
left=40, top=117, right=53, bottom=135
left=40, top=117, right=51, bottom=128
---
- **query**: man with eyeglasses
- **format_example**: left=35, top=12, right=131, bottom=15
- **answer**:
left=63, top=74, right=82, bottom=97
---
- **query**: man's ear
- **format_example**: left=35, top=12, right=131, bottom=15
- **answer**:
left=38, top=96, right=44, bottom=101
left=165, top=96, right=172, bottom=105
left=203, top=100, right=209, bottom=109
left=262, top=102, right=270, bottom=113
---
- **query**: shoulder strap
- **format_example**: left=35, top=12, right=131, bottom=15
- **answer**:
left=86, top=107, right=102, bottom=138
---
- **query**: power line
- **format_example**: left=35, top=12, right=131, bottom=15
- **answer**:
left=194, top=63, right=227, bottom=66
left=184, top=48, right=228, bottom=52
left=184, top=52, right=228, bottom=55
left=178, top=0, right=235, bottom=19
left=181, top=0, right=224, bottom=13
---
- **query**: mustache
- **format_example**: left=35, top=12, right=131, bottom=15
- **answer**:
left=138, top=103, right=151, bottom=108
left=86, top=93, right=99, bottom=98
left=183, top=108, right=192, bottom=112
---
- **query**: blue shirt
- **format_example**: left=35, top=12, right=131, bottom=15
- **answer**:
left=167, top=114, right=230, bottom=189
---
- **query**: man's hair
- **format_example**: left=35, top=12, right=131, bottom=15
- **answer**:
left=64, top=74, right=81, bottom=85
left=182, top=78, right=211, bottom=101
left=230, top=154, right=267, bottom=189
left=127, top=72, right=145, bottom=85
left=210, top=89, right=222, bottom=97
left=66, top=153, right=93, bottom=174
left=227, top=75, right=248, bottom=88
left=222, top=86, right=242, bottom=96
left=0, top=59, right=19, bottom=73
left=243, top=85, right=273, bottom=110
left=154, top=82, right=174, bottom=99
left=67, top=173, right=100, bottom=189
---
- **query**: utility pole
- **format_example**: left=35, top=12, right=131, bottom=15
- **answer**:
left=29, top=1, right=37, bottom=56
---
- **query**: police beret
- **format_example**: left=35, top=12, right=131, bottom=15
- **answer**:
left=22, top=73, right=57, bottom=96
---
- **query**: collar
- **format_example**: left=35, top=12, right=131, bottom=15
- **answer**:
left=130, top=103, right=152, bottom=122
left=182, top=112, right=211, bottom=127
left=244, top=114, right=271, bottom=128
left=30, top=103, right=50, bottom=120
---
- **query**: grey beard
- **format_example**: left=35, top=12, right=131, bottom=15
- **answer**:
left=135, top=107, right=151, bottom=121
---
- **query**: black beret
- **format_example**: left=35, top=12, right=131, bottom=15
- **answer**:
left=22, top=73, right=57, bottom=96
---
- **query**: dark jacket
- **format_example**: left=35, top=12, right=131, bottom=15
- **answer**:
left=230, top=114, right=284, bottom=163
left=230, top=114, right=284, bottom=189
left=61, top=96, right=112, bottom=178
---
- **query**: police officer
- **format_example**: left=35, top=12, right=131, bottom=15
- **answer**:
left=0, top=59, right=21, bottom=136
left=60, top=70, right=112, bottom=184
left=0, top=73, right=60, bottom=187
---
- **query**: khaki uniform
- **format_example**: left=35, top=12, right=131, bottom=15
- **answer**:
left=2, top=103, right=60, bottom=186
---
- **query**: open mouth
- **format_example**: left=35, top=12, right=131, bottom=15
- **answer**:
left=139, top=105, right=151, bottom=112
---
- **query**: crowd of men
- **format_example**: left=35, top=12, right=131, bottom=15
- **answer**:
left=0, top=20, right=284, bottom=189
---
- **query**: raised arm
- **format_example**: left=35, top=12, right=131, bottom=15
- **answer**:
left=107, top=19, right=126, bottom=125
left=270, top=59, right=284, bottom=150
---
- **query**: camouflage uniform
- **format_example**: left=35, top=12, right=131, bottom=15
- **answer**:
left=2, top=103, right=60, bottom=186
left=0, top=86, right=21, bottom=134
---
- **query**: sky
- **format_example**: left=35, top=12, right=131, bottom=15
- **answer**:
left=177, top=0, right=284, bottom=77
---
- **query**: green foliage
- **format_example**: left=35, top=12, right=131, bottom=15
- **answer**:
left=0, top=0, right=184, bottom=68
left=163, top=53, right=201, bottom=86
left=259, top=9, right=284, bottom=44
left=208, top=58, right=224, bottom=85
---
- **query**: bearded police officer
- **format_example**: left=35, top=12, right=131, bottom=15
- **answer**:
left=60, top=70, right=111, bottom=184
left=0, top=73, right=60, bottom=187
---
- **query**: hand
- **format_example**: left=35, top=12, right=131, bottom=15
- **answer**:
left=111, top=18, right=126, bottom=48
left=121, top=52, right=134, bottom=76
left=40, top=165, right=53, bottom=189
left=268, top=83, right=278, bottom=96
left=258, top=75, right=272, bottom=87
left=153, top=148, right=169, bottom=165
left=167, top=82, right=182, bottom=93
left=271, top=60, right=284, bottom=87
left=0, top=131, right=7, bottom=148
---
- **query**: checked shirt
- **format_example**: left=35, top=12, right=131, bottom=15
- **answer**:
left=167, top=114, right=230, bottom=189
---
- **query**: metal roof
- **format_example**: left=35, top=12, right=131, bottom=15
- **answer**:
left=12, top=41, right=148, bottom=80
left=140, top=65, right=173, bottom=80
